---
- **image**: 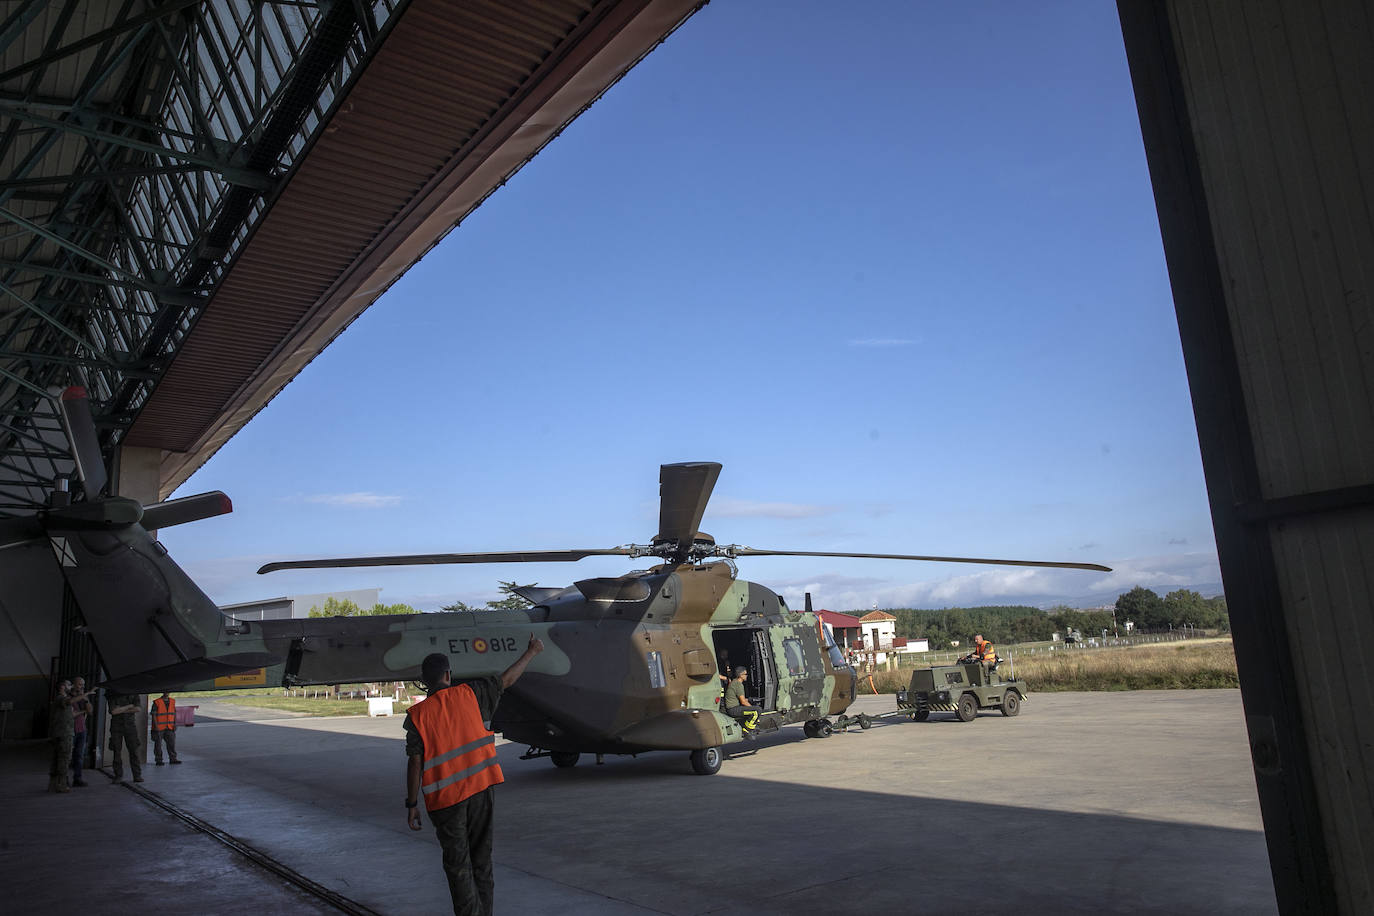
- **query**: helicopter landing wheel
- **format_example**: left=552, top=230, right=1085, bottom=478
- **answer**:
left=814, top=719, right=833, bottom=738
left=550, top=751, right=580, bottom=768
left=690, top=746, right=723, bottom=776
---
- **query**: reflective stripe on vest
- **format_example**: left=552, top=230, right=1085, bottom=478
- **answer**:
left=409, top=684, right=503, bottom=811
left=152, top=696, right=176, bottom=731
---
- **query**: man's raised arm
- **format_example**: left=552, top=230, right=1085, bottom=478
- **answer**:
left=500, top=634, right=544, bottom=688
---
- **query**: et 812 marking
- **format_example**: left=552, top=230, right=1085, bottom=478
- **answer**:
left=448, top=636, right=520, bottom=654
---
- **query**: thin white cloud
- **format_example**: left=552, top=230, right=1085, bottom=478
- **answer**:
left=710, top=499, right=833, bottom=519
left=847, top=337, right=915, bottom=348
left=302, top=492, right=403, bottom=508
left=772, top=552, right=1222, bottom=612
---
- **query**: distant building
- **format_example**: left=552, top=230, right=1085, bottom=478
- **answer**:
left=858, top=610, right=898, bottom=650
left=222, top=587, right=382, bottom=622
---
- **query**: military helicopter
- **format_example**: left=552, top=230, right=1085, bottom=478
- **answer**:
left=252, top=462, right=1109, bottom=774
left=15, top=390, right=1109, bottom=775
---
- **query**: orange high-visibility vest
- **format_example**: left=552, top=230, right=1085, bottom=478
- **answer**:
left=408, top=684, right=503, bottom=812
left=976, top=641, right=996, bottom=662
left=151, top=696, right=176, bottom=731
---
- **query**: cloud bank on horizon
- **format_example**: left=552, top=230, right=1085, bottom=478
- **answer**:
left=767, top=551, right=1223, bottom=612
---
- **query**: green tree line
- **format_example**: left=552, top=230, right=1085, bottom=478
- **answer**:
left=306, top=582, right=536, bottom=618
left=307, top=597, right=419, bottom=617
left=860, top=588, right=1227, bottom=649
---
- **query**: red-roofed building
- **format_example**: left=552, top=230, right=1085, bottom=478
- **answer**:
left=816, top=610, right=864, bottom=648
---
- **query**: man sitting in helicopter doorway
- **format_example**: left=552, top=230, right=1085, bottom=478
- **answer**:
left=723, top=667, right=759, bottom=739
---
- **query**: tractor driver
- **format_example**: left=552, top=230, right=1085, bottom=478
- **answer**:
left=961, top=634, right=996, bottom=665
left=723, top=667, right=759, bottom=739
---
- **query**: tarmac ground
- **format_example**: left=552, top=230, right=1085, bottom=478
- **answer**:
left=0, top=690, right=1277, bottom=915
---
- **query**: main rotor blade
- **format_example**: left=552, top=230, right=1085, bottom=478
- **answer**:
left=657, top=462, right=722, bottom=545
left=729, top=548, right=1111, bottom=573
left=58, top=386, right=107, bottom=499
left=258, top=547, right=633, bottom=575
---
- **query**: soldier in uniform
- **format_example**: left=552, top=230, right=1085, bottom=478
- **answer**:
left=404, top=634, right=543, bottom=916
left=69, top=677, right=94, bottom=787
left=723, top=667, right=759, bottom=738
left=106, top=691, right=144, bottom=783
left=47, top=680, right=74, bottom=793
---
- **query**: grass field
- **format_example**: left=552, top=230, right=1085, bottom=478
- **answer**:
left=859, top=637, right=1239, bottom=693
left=206, top=696, right=419, bottom=717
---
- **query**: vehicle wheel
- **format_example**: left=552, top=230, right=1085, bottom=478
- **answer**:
left=1001, top=691, right=1021, bottom=717
left=912, top=709, right=930, bottom=722
left=815, top=719, right=833, bottom=738
left=858, top=714, right=872, bottom=729
left=690, top=746, right=723, bottom=776
left=803, top=720, right=818, bottom=738
left=551, top=751, right=580, bottom=768
left=956, top=693, right=978, bottom=722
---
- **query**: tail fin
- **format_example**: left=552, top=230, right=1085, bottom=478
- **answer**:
left=50, top=519, right=279, bottom=692
left=42, top=387, right=274, bottom=691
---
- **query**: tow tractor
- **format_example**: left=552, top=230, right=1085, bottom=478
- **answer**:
left=834, top=658, right=1027, bottom=730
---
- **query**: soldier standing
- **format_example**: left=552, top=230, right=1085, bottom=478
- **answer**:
left=106, top=691, right=144, bottom=783
left=47, top=680, right=75, bottom=793
left=149, top=692, right=181, bottom=765
left=70, top=677, right=93, bottom=787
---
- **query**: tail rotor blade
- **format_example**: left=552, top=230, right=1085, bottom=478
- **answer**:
left=141, top=492, right=233, bottom=531
left=656, top=462, right=721, bottom=547
left=58, top=387, right=107, bottom=498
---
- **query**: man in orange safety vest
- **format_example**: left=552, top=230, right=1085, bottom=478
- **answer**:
left=404, top=634, right=543, bottom=916
left=149, top=691, right=181, bottom=765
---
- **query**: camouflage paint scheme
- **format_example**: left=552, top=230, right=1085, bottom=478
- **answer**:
left=48, top=515, right=855, bottom=756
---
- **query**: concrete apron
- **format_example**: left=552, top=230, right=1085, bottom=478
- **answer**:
left=4, top=691, right=1276, bottom=915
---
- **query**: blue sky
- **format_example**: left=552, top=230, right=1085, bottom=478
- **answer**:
left=163, top=1, right=1220, bottom=613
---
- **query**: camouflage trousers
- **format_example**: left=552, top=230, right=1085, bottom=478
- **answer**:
left=48, top=734, right=72, bottom=792
left=430, top=787, right=495, bottom=916
left=108, top=719, right=142, bottom=779
left=152, top=728, right=178, bottom=763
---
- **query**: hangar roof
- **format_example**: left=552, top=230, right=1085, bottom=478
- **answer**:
left=0, top=0, right=703, bottom=514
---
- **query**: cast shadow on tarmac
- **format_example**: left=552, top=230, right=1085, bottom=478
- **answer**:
left=9, top=707, right=1275, bottom=916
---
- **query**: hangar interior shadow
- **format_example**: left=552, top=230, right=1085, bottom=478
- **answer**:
left=2, top=711, right=1277, bottom=916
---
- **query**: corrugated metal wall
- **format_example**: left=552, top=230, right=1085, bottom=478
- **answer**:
left=1121, top=1, right=1373, bottom=912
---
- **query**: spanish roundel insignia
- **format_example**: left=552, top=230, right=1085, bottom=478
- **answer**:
left=472, top=638, right=488, bottom=653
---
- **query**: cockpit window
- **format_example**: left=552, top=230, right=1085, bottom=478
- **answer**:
left=783, top=637, right=805, bottom=675
left=822, top=623, right=848, bottom=668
